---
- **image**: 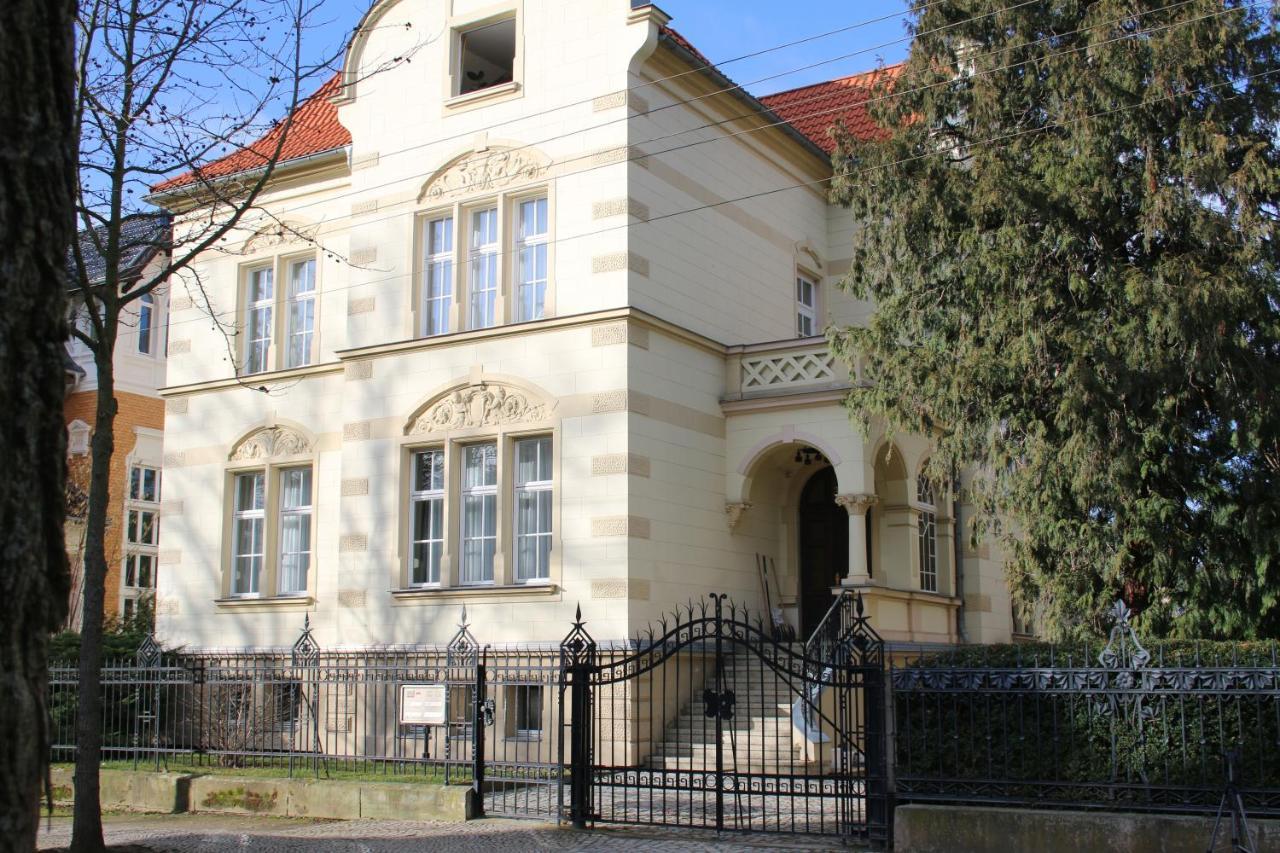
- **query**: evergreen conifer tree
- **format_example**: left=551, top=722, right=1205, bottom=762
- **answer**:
left=830, top=0, right=1280, bottom=639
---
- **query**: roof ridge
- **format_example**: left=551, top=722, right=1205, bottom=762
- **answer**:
left=758, top=61, right=905, bottom=102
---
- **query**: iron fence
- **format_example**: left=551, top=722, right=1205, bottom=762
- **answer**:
left=892, top=601, right=1280, bottom=816
left=48, top=612, right=558, bottom=791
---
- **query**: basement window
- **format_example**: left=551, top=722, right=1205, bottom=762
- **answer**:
left=457, top=19, right=516, bottom=96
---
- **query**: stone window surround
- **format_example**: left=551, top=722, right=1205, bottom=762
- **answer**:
left=410, top=185, right=554, bottom=340
left=444, top=3, right=524, bottom=111
left=394, top=421, right=560, bottom=595
left=219, top=429, right=318, bottom=604
left=236, top=247, right=322, bottom=376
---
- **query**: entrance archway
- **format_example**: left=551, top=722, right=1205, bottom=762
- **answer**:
left=798, top=466, right=847, bottom=636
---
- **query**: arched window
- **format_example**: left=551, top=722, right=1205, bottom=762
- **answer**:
left=917, top=473, right=938, bottom=592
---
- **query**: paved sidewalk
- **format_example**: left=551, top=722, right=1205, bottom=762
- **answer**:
left=37, top=813, right=868, bottom=852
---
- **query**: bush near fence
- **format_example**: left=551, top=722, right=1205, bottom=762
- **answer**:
left=893, top=640, right=1280, bottom=814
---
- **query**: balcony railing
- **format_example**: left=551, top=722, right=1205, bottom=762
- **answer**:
left=723, top=337, right=864, bottom=401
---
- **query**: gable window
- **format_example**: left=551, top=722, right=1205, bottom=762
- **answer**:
left=285, top=259, right=316, bottom=369
left=516, top=198, right=548, bottom=323
left=458, top=18, right=516, bottom=96
left=409, top=448, right=446, bottom=585
left=917, top=474, right=938, bottom=593
left=137, top=293, right=155, bottom=355
left=796, top=274, right=818, bottom=337
left=514, top=436, right=552, bottom=582
left=245, top=266, right=274, bottom=374
left=468, top=207, right=500, bottom=330
left=460, top=443, right=498, bottom=584
left=423, top=216, right=454, bottom=337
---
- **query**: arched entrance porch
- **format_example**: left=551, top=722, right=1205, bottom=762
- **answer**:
left=798, top=466, right=848, bottom=635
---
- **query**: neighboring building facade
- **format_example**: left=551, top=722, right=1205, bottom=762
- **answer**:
left=64, top=214, right=170, bottom=625
left=151, top=0, right=1015, bottom=652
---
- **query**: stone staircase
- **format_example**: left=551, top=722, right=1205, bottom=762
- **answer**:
left=646, top=649, right=807, bottom=773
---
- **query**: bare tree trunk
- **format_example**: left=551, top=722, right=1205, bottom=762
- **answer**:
left=71, top=344, right=117, bottom=853
left=0, top=0, right=76, bottom=849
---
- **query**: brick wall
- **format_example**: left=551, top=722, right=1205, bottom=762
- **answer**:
left=64, top=389, right=165, bottom=621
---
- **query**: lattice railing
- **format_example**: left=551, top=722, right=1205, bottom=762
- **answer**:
left=740, top=345, right=840, bottom=392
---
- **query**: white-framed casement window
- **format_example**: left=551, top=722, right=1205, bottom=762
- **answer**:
left=277, top=467, right=312, bottom=595
left=796, top=274, right=819, bottom=337
left=917, top=474, right=938, bottom=593
left=514, top=436, right=552, bottom=583
left=506, top=684, right=543, bottom=740
left=137, top=293, right=155, bottom=355
left=422, top=215, right=454, bottom=337
left=515, top=197, right=548, bottom=323
left=456, top=17, right=516, bottom=96
left=121, top=464, right=160, bottom=615
left=285, top=258, right=316, bottom=369
left=460, top=442, right=498, bottom=584
left=242, top=254, right=319, bottom=375
left=409, top=448, right=446, bottom=585
left=468, top=207, right=500, bottom=330
left=232, top=471, right=266, bottom=596
left=245, top=266, right=274, bottom=374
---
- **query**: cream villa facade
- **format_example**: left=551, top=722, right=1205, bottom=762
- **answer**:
left=151, top=0, right=1016, bottom=652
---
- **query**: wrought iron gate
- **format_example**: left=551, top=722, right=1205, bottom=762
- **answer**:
left=557, top=592, right=887, bottom=842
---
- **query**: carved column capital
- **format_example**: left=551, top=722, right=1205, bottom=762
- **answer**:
left=834, top=493, right=879, bottom=516
left=725, top=502, right=752, bottom=531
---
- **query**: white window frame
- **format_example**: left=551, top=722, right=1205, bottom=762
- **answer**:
left=515, top=196, right=548, bottom=323
left=917, top=474, right=938, bottom=593
left=467, top=206, right=500, bottom=330
left=122, top=464, right=160, bottom=608
left=796, top=274, right=819, bottom=338
left=460, top=442, right=498, bottom=585
left=409, top=448, right=446, bottom=586
left=277, top=467, right=312, bottom=596
left=284, top=258, right=316, bottom=369
left=513, top=436, right=552, bottom=583
left=137, top=293, right=155, bottom=355
left=244, top=265, right=274, bottom=375
left=231, top=470, right=266, bottom=597
left=422, top=215, right=455, bottom=337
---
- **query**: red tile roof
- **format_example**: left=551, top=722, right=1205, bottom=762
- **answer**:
left=152, top=31, right=896, bottom=193
left=153, top=74, right=351, bottom=193
left=758, top=64, right=903, bottom=153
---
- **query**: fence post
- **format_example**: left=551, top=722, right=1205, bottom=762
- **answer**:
left=561, top=605, right=595, bottom=830
left=472, top=651, right=487, bottom=817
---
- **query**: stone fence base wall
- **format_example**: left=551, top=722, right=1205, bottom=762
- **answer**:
left=896, top=804, right=1280, bottom=852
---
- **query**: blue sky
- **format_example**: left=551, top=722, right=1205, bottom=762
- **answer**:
left=308, top=1, right=915, bottom=98
left=657, top=1, right=913, bottom=95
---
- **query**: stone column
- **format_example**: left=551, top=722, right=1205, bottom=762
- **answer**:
left=835, top=493, right=878, bottom=586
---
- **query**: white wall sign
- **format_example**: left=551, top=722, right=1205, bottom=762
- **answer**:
left=399, top=684, right=447, bottom=726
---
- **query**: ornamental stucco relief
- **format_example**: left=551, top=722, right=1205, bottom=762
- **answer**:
left=420, top=148, right=548, bottom=202
left=229, top=425, right=312, bottom=461
left=407, top=383, right=550, bottom=434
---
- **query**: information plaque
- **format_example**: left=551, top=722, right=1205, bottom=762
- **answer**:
left=399, top=684, right=447, bottom=726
